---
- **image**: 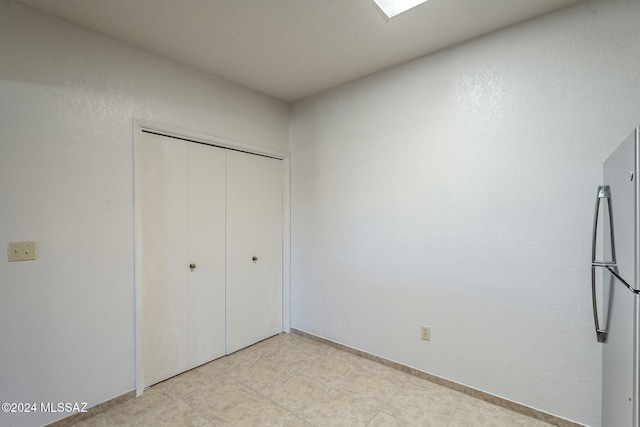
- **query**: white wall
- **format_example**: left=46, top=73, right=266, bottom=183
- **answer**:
left=0, top=1, right=288, bottom=425
left=289, top=1, right=640, bottom=426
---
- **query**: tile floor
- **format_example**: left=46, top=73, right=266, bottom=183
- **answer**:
left=69, top=333, right=554, bottom=427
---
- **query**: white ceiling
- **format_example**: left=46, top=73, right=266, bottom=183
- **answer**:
left=20, top=0, right=584, bottom=102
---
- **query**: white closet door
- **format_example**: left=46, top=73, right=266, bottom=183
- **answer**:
left=140, top=132, right=189, bottom=387
left=226, top=151, right=283, bottom=354
left=140, top=132, right=226, bottom=388
left=187, top=142, right=226, bottom=367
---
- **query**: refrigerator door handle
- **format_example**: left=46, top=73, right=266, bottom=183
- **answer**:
left=592, top=185, right=615, bottom=265
left=591, top=185, right=640, bottom=343
left=591, top=185, right=614, bottom=343
left=591, top=265, right=608, bottom=343
left=604, top=264, right=640, bottom=296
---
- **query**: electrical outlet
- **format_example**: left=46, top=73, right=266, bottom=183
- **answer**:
left=8, top=241, right=37, bottom=262
left=421, top=326, right=430, bottom=341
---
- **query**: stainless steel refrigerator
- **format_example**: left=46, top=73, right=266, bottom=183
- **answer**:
left=592, top=128, right=640, bottom=427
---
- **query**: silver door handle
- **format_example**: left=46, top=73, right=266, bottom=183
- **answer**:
left=591, top=185, right=640, bottom=343
left=591, top=266, right=607, bottom=343
left=592, top=185, right=615, bottom=265
left=591, top=185, right=613, bottom=343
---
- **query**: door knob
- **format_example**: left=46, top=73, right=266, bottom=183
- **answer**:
left=189, top=263, right=196, bottom=269
left=252, top=256, right=258, bottom=262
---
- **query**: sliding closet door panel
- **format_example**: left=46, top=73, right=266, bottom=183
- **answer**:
left=187, top=143, right=226, bottom=367
left=140, top=132, right=189, bottom=387
left=226, top=151, right=283, bottom=354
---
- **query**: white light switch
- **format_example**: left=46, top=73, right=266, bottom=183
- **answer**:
left=8, top=241, right=37, bottom=262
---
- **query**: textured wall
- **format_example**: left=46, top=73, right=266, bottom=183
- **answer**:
left=0, top=1, right=288, bottom=426
left=289, top=1, right=640, bottom=426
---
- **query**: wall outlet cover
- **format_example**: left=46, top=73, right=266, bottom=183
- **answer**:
left=8, top=241, right=37, bottom=262
left=421, top=325, right=430, bottom=341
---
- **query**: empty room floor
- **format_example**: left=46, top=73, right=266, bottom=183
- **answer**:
left=66, top=333, right=553, bottom=427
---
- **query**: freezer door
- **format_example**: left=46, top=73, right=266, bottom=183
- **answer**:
left=601, top=128, right=639, bottom=427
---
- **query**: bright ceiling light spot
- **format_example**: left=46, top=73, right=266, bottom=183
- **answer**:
left=372, top=0, right=430, bottom=19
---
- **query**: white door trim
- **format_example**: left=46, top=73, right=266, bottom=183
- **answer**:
left=133, top=119, right=291, bottom=396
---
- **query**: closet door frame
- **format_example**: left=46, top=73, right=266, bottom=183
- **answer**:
left=133, top=119, right=291, bottom=397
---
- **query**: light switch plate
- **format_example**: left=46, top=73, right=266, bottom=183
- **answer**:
left=8, top=241, right=37, bottom=262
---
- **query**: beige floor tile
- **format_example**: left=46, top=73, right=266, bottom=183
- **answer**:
left=455, top=394, right=529, bottom=425
left=299, top=352, right=356, bottom=387
left=121, top=399, right=211, bottom=427
left=248, top=334, right=296, bottom=356
left=294, top=337, right=333, bottom=354
left=360, top=359, right=412, bottom=386
left=407, top=375, right=434, bottom=388
left=286, top=418, right=315, bottom=427
left=154, top=363, right=222, bottom=399
left=407, top=376, right=466, bottom=403
left=181, top=374, right=254, bottom=420
left=448, top=407, right=531, bottom=427
left=215, top=395, right=296, bottom=427
left=71, top=335, right=557, bottom=427
left=300, top=388, right=378, bottom=427
left=455, top=393, right=501, bottom=414
left=448, top=409, right=501, bottom=427
left=269, top=374, right=331, bottom=413
left=192, top=359, right=225, bottom=380
left=264, top=342, right=322, bottom=372
left=323, top=347, right=368, bottom=368
left=276, top=332, right=307, bottom=347
left=527, top=417, right=556, bottom=427
left=214, top=347, right=263, bottom=376
left=382, top=381, right=457, bottom=427
left=71, top=413, right=114, bottom=427
left=230, top=358, right=293, bottom=394
left=202, top=418, right=227, bottom=427
left=105, top=389, right=172, bottom=425
left=336, top=363, right=408, bottom=408
left=366, top=412, right=414, bottom=427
